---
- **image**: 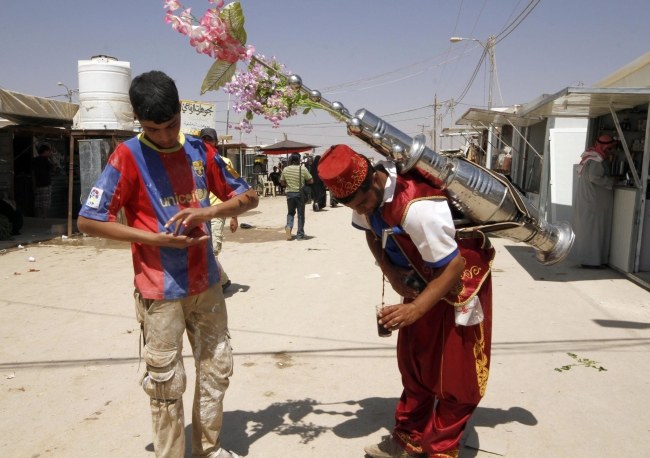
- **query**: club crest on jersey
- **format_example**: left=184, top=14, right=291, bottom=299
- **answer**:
left=192, top=160, right=205, bottom=177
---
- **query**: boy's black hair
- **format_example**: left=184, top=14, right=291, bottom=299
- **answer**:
left=129, top=71, right=180, bottom=123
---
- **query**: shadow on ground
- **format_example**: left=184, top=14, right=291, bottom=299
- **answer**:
left=143, top=397, right=537, bottom=457
left=502, top=243, right=624, bottom=283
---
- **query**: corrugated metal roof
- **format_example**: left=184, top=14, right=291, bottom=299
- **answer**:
left=455, top=107, right=542, bottom=127
left=519, top=87, right=650, bottom=119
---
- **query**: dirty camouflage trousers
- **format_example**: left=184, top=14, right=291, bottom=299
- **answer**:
left=135, top=283, right=233, bottom=457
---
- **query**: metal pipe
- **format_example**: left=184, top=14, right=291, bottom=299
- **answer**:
left=259, top=63, right=574, bottom=264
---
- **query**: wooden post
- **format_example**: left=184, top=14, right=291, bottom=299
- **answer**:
left=66, top=133, right=75, bottom=237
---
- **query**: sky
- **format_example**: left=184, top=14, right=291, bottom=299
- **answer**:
left=2, top=0, right=650, bottom=157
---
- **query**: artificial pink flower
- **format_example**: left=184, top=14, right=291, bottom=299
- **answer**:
left=189, top=25, right=207, bottom=42
left=165, top=12, right=191, bottom=35
left=163, top=0, right=181, bottom=11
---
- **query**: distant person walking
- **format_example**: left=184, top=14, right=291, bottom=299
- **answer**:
left=32, top=143, right=53, bottom=218
left=280, top=152, right=313, bottom=240
left=573, top=134, right=619, bottom=268
left=201, top=127, right=238, bottom=292
left=268, top=166, right=283, bottom=195
left=309, top=155, right=327, bottom=211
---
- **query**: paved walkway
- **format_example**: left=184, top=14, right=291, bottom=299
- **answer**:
left=1, top=195, right=649, bottom=457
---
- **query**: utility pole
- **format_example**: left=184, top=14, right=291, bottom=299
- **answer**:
left=417, top=123, right=429, bottom=148
left=486, top=35, right=496, bottom=110
left=432, top=94, right=438, bottom=151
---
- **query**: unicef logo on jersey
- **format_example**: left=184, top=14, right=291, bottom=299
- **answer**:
left=160, top=188, right=209, bottom=207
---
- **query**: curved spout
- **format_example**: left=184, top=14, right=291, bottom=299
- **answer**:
left=249, top=63, right=574, bottom=265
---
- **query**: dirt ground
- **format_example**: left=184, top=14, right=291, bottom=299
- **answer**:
left=1, top=195, right=649, bottom=457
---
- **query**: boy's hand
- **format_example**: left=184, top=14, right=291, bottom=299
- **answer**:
left=165, top=207, right=212, bottom=236
left=157, top=227, right=209, bottom=248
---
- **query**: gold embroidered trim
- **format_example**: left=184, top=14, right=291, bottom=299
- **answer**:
left=431, top=450, right=459, bottom=458
left=473, top=322, right=489, bottom=396
left=400, top=195, right=448, bottom=227
left=443, top=246, right=494, bottom=307
left=393, top=431, right=423, bottom=455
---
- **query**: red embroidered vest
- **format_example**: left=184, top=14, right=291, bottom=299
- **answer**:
left=380, top=173, right=495, bottom=306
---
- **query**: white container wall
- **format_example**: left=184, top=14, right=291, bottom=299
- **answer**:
left=75, top=55, right=133, bottom=130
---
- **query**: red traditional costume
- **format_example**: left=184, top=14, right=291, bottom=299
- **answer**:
left=319, top=145, right=495, bottom=456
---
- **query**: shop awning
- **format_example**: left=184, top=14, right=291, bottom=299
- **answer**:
left=455, top=108, right=543, bottom=127
left=259, top=139, right=317, bottom=155
left=441, top=127, right=482, bottom=137
left=519, top=87, right=650, bottom=119
left=0, top=89, right=78, bottom=127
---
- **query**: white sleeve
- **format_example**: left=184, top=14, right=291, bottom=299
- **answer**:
left=402, top=199, right=457, bottom=264
left=351, top=211, right=371, bottom=230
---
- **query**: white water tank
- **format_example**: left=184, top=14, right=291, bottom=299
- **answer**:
left=76, top=55, right=133, bottom=130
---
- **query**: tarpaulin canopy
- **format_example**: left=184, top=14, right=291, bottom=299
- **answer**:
left=0, top=89, right=78, bottom=127
left=259, top=139, right=317, bottom=155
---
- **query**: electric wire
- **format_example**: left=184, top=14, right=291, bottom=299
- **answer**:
left=495, top=0, right=541, bottom=44
left=230, top=1, right=540, bottom=146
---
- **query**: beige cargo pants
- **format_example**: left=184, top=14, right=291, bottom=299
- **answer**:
left=135, top=283, right=233, bottom=457
left=211, top=217, right=230, bottom=286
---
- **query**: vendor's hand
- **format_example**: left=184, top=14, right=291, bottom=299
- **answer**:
left=378, top=301, right=428, bottom=331
left=165, top=207, right=213, bottom=236
left=230, top=217, right=238, bottom=233
left=384, top=267, right=422, bottom=299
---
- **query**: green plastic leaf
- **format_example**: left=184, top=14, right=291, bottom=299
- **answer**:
left=220, top=2, right=247, bottom=45
left=201, top=60, right=236, bottom=94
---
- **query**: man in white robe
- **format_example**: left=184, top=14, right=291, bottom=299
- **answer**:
left=573, top=134, right=619, bottom=268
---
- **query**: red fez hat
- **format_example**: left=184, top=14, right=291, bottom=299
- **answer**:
left=317, top=144, right=369, bottom=199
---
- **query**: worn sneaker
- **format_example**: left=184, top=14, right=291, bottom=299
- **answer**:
left=213, top=448, right=243, bottom=458
left=364, top=435, right=425, bottom=458
left=285, top=226, right=292, bottom=240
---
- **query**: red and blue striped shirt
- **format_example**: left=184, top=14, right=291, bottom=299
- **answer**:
left=79, top=133, right=250, bottom=299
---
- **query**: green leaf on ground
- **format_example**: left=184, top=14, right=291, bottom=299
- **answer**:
left=554, top=352, right=607, bottom=373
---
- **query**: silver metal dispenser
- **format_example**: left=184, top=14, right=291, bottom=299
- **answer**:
left=283, top=72, right=574, bottom=265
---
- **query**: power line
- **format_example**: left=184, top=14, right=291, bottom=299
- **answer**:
left=454, top=47, right=488, bottom=105
left=495, top=0, right=541, bottom=44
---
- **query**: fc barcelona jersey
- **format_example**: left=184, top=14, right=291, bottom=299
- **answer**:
left=79, top=133, right=250, bottom=300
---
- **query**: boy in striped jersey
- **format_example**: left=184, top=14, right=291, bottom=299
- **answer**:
left=78, top=71, right=257, bottom=458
